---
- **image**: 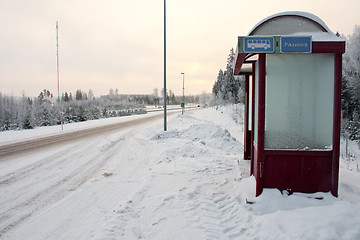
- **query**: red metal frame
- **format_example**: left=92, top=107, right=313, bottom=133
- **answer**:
left=244, top=74, right=251, bottom=160
left=234, top=52, right=247, bottom=75
left=331, top=53, right=343, bottom=196
left=312, top=41, right=346, bottom=54
left=255, top=54, right=266, bottom=196
left=250, top=62, right=255, bottom=175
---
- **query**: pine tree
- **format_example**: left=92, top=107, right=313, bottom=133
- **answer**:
left=63, top=92, right=70, bottom=102
left=75, top=90, right=83, bottom=101
left=213, top=69, right=224, bottom=99
left=212, top=48, right=243, bottom=104
left=342, top=25, right=360, bottom=140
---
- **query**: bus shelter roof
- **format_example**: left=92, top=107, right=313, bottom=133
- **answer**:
left=233, top=11, right=345, bottom=75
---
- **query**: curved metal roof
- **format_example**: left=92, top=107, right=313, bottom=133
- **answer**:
left=248, top=11, right=333, bottom=36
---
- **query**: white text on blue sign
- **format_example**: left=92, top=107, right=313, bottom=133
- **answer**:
left=281, top=36, right=312, bottom=53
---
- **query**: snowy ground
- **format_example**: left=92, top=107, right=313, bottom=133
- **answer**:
left=1, top=106, right=360, bottom=239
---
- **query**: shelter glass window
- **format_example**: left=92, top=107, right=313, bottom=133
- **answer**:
left=265, top=53, right=334, bottom=150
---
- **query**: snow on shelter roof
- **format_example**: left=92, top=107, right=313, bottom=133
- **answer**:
left=248, top=11, right=340, bottom=41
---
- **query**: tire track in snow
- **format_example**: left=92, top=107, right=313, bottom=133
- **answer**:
left=183, top=180, right=246, bottom=239
left=151, top=116, right=247, bottom=239
left=180, top=160, right=245, bottom=239
left=0, top=137, right=110, bottom=215
left=0, top=129, right=133, bottom=237
left=0, top=111, right=176, bottom=238
left=0, top=137, right=100, bottom=187
left=92, top=113, right=248, bottom=239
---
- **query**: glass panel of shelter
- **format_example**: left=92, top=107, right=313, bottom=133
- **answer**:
left=264, top=53, right=335, bottom=150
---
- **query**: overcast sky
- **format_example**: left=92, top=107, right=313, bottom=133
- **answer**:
left=0, top=0, right=359, bottom=97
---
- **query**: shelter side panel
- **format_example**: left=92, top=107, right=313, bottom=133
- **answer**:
left=263, top=151, right=332, bottom=193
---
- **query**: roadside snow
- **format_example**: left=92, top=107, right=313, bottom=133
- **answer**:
left=1, top=106, right=360, bottom=239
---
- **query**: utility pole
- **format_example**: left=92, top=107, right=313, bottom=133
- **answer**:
left=181, top=72, right=185, bottom=114
left=56, top=21, right=63, bottom=130
left=163, top=0, right=167, bottom=131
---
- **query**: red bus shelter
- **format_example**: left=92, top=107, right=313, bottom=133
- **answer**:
left=233, top=12, right=345, bottom=197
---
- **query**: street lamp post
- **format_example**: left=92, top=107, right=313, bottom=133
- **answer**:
left=181, top=72, right=185, bottom=114
left=163, top=0, right=167, bottom=131
left=56, top=21, right=63, bottom=130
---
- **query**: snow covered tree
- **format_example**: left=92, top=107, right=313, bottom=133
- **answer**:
left=0, top=87, right=185, bottom=131
left=109, top=88, right=115, bottom=99
left=342, top=25, right=360, bottom=140
left=33, top=90, right=55, bottom=127
left=2, top=95, right=17, bottom=130
left=75, top=90, right=83, bottom=101
left=212, top=69, right=224, bottom=99
left=152, top=88, right=160, bottom=106
left=88, top=89, right=95, bottom=100
left=160, top=88, right=170, bottom=105
left=212, top=48, right=244, bottom=105
left=18, top=94, right=33, bottom=129
left=63, top=92, right=70, bottom=102
left=200, top=91, right=210, bottom=106
left=38, top=89, right=53, bottom=104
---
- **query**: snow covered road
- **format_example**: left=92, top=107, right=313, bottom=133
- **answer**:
left=1, top=106, right=360, bottom=239
left=0, top=115, right=159, bottom=237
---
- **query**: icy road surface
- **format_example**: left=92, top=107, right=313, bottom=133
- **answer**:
left=1, top=106, right=360, bottom=240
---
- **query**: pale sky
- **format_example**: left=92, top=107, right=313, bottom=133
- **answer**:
left=0, top=0, right=359, bottom=97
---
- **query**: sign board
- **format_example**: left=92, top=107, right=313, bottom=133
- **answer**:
left=281, top=36, right=312, bottom=53
left=244, top=36, right=274, bottom=53
left=181, top=103, right=185, bottom=108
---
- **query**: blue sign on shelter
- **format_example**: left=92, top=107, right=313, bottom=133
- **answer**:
left=244, top=36, right=274, bottom=53
left=281, top=36, right=312, bottom=53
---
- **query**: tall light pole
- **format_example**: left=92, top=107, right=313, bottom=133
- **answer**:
left=163, top=0, right=167, bottom=131
left=56, top=21, right=63, bottom=130
left=181, top=72, right=185, bottom=115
